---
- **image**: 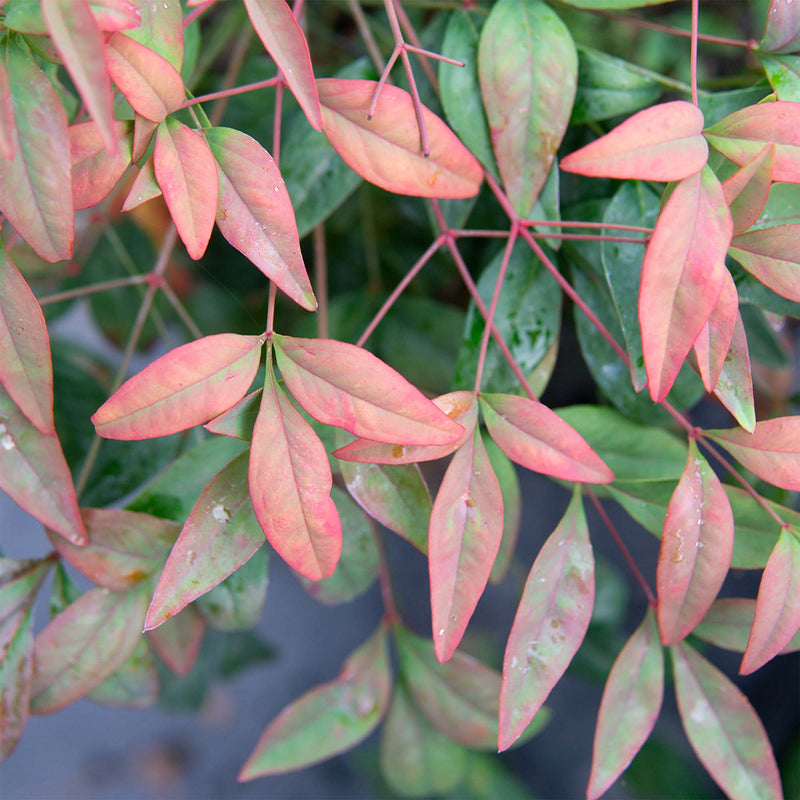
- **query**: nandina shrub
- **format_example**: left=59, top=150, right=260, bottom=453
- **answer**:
left=0, top=0, right=799, bottom=797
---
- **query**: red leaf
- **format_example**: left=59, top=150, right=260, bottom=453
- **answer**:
left=249, top=360, right=341, bottom=581
left=0, top=58, right=14, bottom=161
left=639, top=167, right=732, bottom=402
left=657, top=440, right=734, bottom=646
left=430, top=428, right=504, bottom=663
left=692, top=269, right=738, bottom=394
left=154, top=118, right=218, bottom=260
left=146, top=605, right=205, bottom=676
left=728, top=224, right=800, bottom=303
left=671, top=641, right=782, bottom=800
left=92, top=333, right=263, bottom=440
left=242, top=0, right=321, bottom=131
left=740, top=527, right=800, bottom=674
left=560, top=101, right=708, bottom=181
left=69, top=120, right=132, bottom=210
left=317, top=78, right=483, bottom=199
left=711, top=311, right=756, bottom=434
left=587, top=608, right=664, bottom=800
left=498, top=489, right=594, bottom=751
left=121, top=158, right=161, bottom=211
left=205, top=127, right=316, bottom=311
left=722, top=144, right=774, bottom=236
left=272, top=334, right=464, bottom=446
left=478, top=393, right=614, bottom=483
left=760, top=0, right=800, bottom=53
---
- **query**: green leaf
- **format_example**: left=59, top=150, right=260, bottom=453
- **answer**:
left=559, top=0, right=672, bottom=7
left=87, top=638, right=159, bottom=709
left=125, top=0, right=183, bottom=71
left=760, top=53, right=800, bottom=101
left=485, top=437, right=521, bottom=585
left=48, top=561, right=81, bottom=618
left=458, top=753, right=534, bottom=800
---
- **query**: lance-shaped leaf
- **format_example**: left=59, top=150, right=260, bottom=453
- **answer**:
left=587, top=608, right=664, bottom=800
left=70, top=121, right=132, bottom=210
left=125, top=0, right=182, bottom=70
left=242, top=0, right=321, bottom=131
left=6, top=0, right=142, bottom=34
left=710, top=311, right=756, bottom=433
left=0, top=38, right=73, bottom=262
left=485, top=437, right=521, bottom=585
left=205, top=388, right=261, bottom=440
left=692, top=269, right=738, bottom=393
left=239, top=625, right=391, bottom=780
left=92, top=333, right=262, bottom=440
left=671, top=641, right=782, bottom=800
left=639, top=167, right=732, bottom=402
left=728, top=224, right=800, bottom=303
left=154, top=118, right=218, bottom=260
left=0, top=58, right=15, bottom=160
left=479, top=393, right=614, bottom=483
left=147, top=605, right=205, bottom=676
left=132, top=114, right=158, bottom=162
left=478, top=0, right=577, bottom=216
left=498, top=489, right=594, bottom=751
left=704, top=102, right=800, bottom=183
left=317, top=79, right=483, bottom=199
left=705, top=416, right=800, bottom=491
left=740, top=527, right=800, bottom=674
left=249, top=361, right=341, bottom=581
left=760, top=53, right=800, bottom=102
left=272, top=335, right=464, bottom=446
left=30, top=586, right=149, bottom=714
left=561, top=101, right=707, bottom=180
left=761, top=0, right=800, bottom=52
left=105, top=32, right=185, bottom=123
left=145, top=450, right=264, bottom=629
left=722, top=144, right=775, bottom=236
left=122, top=158, right=161, bottom=211
left=205, top=127, right=316, bottom=311
left=88, top=638, right=159, bottom=709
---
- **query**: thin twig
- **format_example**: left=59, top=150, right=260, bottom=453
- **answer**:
left=159, top=281, right=203, bottom=340
left=38, top=275, right=150, bottom=306
left=690, top=0, right=699, bottom=106
left=348, top=0, right=385, bottom=74
left=313, top=224, right=329, bottom=339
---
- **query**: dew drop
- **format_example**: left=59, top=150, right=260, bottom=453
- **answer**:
left=538, top=577, right=546, bottom=584
left=510, top=656, right=518, bottom=669
left=0, top=421, right=6, bottom=435
left=438, top=628, right=445, bottom=636
left=1, top=433, right=15, bottom=451
left=696, top=541, right=705, bottom=550
left=212, top=504, right=230, bottom=523
left=186, top=549, right=197, bottom=566
left=450, top=614, right=457, bottom=622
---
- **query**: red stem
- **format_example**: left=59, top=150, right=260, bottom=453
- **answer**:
left=690, top=0, right=699, bottom=106
left=178, top=78, right=280, bottom=111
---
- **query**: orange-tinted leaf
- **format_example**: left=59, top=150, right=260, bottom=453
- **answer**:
left=722, top=144, right=774, bottom=235
left=272, top=335, right=464, bottom=446
left=761, top=0, right=800, bottom=52
left=657, top=440, right=734, bottom=646
left=499, top=489, right=594, bottom=751
left=478, top=393, right=614, bottom=483
left=740, top=527, right=800, bottom=674
left=317, top=78, right=482, bottom=199
left=711, top=311, right=756, bottom=433
left=153, top=118, right=218, bottom=259
left=728, top=224, right=800, bottom=303
left=639, top=167, right=732, bottom=401
left=692, top=270, right=738, bottom=393
left=587, top=608, right=663, bottom=800
left=671, top=641, right=782, bottom=800
left=560, top=101, right=707, bottom=180
left=125, top=0, right=182, bottom=71
left=239, top=625, right=390, bottom=779
left=146, top=605, right=205, bottom=676
left=0, top=58, right=14, bottom=160
left=430, top=428, right=503, bottom=663
left=69, top=120, right=132, bottom=210
left=205, top=127, right=316, bottom=311
left=706, top=416, right=800, bottom=490
left=92, top=333, right=262, bottom=440
left=121, top=158, right=161, bottom=211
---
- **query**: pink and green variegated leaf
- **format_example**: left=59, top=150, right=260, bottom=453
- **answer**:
left=657, top=440, right=734, bottom=646
left=272, top=335, right=464, bottom=447
left=728, top=224, right=800, bottom=303
left=704, top=102, right=800, bottom=183
left=0, top=38, right=73, bottom=262
left=711, top=311, right=756, bottom=433
left=239, top=625, right=391, bottom=780
left=132, top=113, right=158, bottom=161
left=42, top=0, right=118, bottom=154
left=69, top=121, right=132, bottom=210
left=0, top=384, right=86, bottom=545
left=205, top=127, right=316, bottom=311
left=560, top=101, right=707, bottom=180
left=478, top=393, right=614, bottom=483
left=30, top=585, right=149, bottom=714
left=639, top=166, right=732, bottom=402
left=0, top=557, right=52, bottom=622
left=705, top=416, right=800, bottom=491
left=92, top=333, right=263, bottom=440
left=122, top=158, right=161, bottom=211
left=740, top=527, right=800, bottom=674
left=0, top=58, right=14, bottom=160
left=478, top=0, right=577, bottom=217
left=145, top=450, right=264, bottom=630
left=105, top=32, right=185, bottom=123
left=587, top=608, right=663, bottom=800
left=430, top=428, right=503, bottom=663
left=485, top=437, right=522, bottom=585
left=694, top=598, right=800, bottom=653
left=88, top=638, right=159, bottom=709
left=722, top=144, right=774, bottom=236
left=761, top=0, right=800, bottom=55
left=671, top=641, right=782, bottom=800
left=146, top=605, right=205, bottom=676
left=204, top=388, right=260, bottom=440
left=242, top=0, right=321, bottom=131
left=692, top=269, right=738, bottom=393
left=45, top=508, right=179, bottom=592
left=498, top=489, right=594, bottom=751
left=125, top=0, right=182, bottom=70
left=249, top=361, right=341, bottom=582
left=90, top=0, right=141, bottom=31
left=154, top=118, right=218, bottom=259
left=317, top=79, right=483, bottom=199
left=0, top=248, right=54, bottom=434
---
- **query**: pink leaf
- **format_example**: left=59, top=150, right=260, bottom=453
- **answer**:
left=430, top=428, right=504, bottom=663
left=69, top=120, right=132, bottom=210
left=317, top=78, right=483, bottom=199
left=92, top=333, right=263, bottom=440
left=692, top=269, right=738, bottom=393
left=722, top=144, right=775, bottom=236
left=132, top=113, right=158, bottom=161
left=153, top=118, right=218, bottom=259
left=657, top=440, right=734, bottom=646
left=761, top=0, right=800, bottom=56
left=639, top=167, right=732, bottom=402
left=710, top=311, right=756, bottom=433
left=560, top=101, right=708, bottom=181
left=272, top=334, right=464, bottom=446
left=122, top=158, right=161, bottom=211
left=146, top=605, right=205, bottom=676
left=205, top=127, right=316, bottom=311
left=90, top=0, right=141, bottom=31
left=728, top=224, right=800, bottom=303
left=0, top=57, right=14, bottom=161
left=498, top=489, right=594, bottom=751
left=740, top=527, right=800, bottom=674
left=242, top=0, right=321, bottom=131
left=478, top=393, right=614, bottom=483
left=204, top=388, right=260, bottom=440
